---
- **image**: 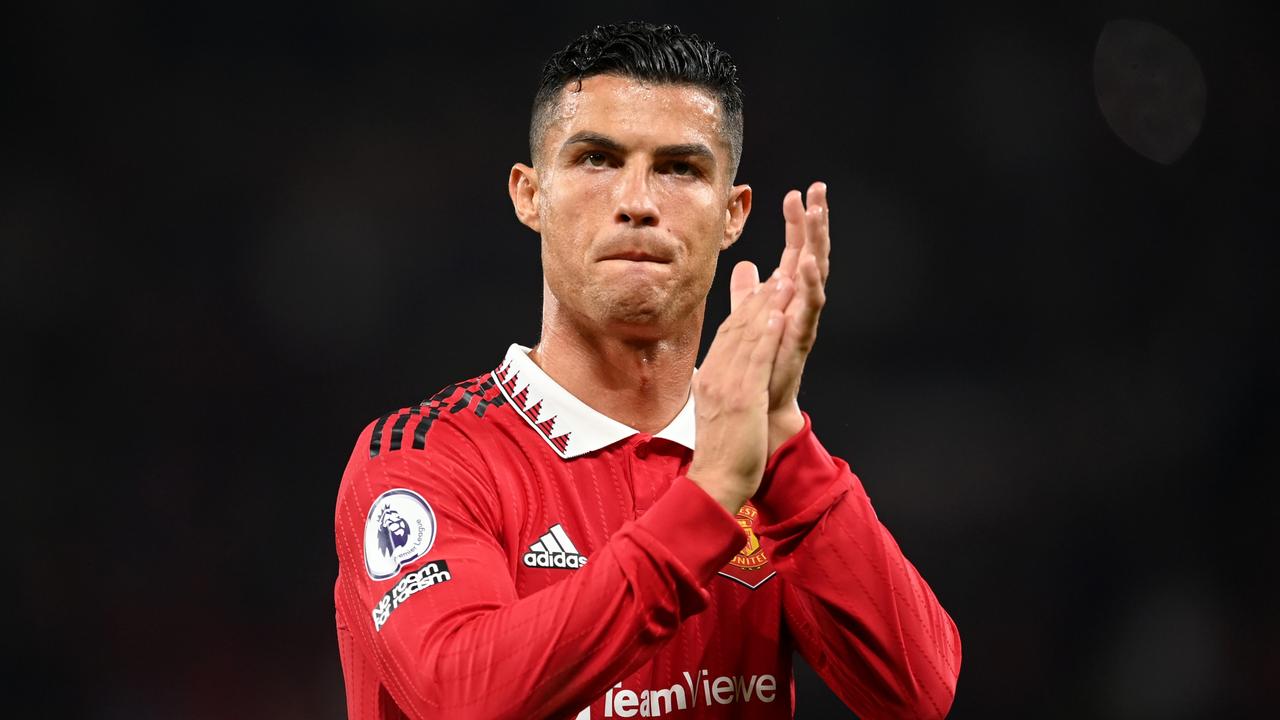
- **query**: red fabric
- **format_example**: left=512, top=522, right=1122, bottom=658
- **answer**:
left=334, top=370, right=961, bottom=719
left=756, top=415, right=963, bottom=719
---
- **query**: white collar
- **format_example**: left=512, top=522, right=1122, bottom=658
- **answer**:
left=493, top=344, right=696, bottom=459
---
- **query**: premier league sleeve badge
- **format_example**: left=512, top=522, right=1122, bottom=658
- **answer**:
left=363, top=488, right=438, bottom=581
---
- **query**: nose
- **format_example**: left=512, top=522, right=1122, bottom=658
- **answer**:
left=614, top=164, right=660, bottom=227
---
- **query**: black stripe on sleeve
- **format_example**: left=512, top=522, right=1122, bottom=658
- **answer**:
left=369, top=412, right=394, bottom=458
left=412, top=405, right=444, bottom=450
left=449, top=390, right=475, bottom=414
left=389, top=408, right=420, bottom=452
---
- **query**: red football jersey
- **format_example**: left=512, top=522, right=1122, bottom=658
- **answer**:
left=334, top=345, right=961, bottom=719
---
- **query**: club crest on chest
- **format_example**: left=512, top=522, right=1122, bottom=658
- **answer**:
left=719, top=502, right=776, bottom=590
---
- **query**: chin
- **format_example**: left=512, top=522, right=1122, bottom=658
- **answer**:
left=590, top=286, right=673, bottom=329
left=602, top=296, right=665, bottom=326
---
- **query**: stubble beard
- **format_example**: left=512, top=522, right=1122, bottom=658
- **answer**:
left=543, top=259, right=709, bottom=343
left=583, top=261, right=718, bottom=345
left=578, top=275, right=674, bottom=332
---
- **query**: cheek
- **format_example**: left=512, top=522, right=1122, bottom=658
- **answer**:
left=541, top=180, right=617, bottom=269
left=671, top=190, right=727, bottom=252
left=543, top=174, right=609, bottom=230
left=663, top=178, right=721, bottom=216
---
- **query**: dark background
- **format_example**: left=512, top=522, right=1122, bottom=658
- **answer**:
left=6, top=1, right=1277, bottom=718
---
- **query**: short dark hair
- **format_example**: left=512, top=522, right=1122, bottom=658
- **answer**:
left=530, top=21, right=745, bottom=179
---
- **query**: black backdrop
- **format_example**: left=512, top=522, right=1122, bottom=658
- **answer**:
left=6, top=1, right=1277, bottom=718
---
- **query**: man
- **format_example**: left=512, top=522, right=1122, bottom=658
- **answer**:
left=334, top=22, right=961, bottom=719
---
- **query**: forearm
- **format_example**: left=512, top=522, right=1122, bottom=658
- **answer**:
left=339, top=477, right=746, bottom=720
left=753, top=415, right=962, bottom=720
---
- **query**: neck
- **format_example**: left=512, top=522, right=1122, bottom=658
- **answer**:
left=530, top=293, right=703, bottom=435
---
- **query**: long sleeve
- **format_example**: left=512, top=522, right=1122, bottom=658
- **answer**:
left=751, top=414, right=962, bottom=720
left=333, top=418, right=747, bottom=720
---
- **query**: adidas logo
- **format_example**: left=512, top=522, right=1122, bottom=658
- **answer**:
left=522, top=523, right=588, bottom=569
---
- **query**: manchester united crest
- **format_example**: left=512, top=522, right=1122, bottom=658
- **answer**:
left=718, top=502, right=777, bottom=589
left=730, top=504, right=769, bottom=569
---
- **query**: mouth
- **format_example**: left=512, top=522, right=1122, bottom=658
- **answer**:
left=599, top=251, right=671, bottom=264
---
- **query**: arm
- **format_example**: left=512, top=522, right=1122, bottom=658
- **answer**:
left=335, top=278, right=797, bottom=720
left=753, top=415, right=961, bottom=720
left=732, top=183, right=960, bottom=717
left=335, top=419, right=746, bottom=720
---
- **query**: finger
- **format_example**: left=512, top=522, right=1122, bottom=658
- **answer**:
left=735, top=272, right=787, bottom=333
left=804, top=182, right=830, bottom=283
left=729, top=260, right=760, bottom=311
left=747, top=307, right=788, bottom=394
left=776, top=251, right=820, bottom=357
left=792, top=252, right=825, bottom=345
left=712, top=267, right=774, bottom=353
left=780, top=190, right=807, bottom=278
left=781, top=246, right=821, bottom=326
left=768, top=271, right=797, bottom=315
left=805, top=181, right=827, bottom=213
left=731, top=274, right=794, bottom=373
left=765, top=255, right=822, bottom=403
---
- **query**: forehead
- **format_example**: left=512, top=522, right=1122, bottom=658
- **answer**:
left=545, top=74, right=727, bottom=153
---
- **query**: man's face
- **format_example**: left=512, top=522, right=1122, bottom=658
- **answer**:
left=517, top=74, right=750, bottom=337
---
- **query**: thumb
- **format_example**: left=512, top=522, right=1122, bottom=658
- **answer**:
left=729, top=260, right=760, bottom=311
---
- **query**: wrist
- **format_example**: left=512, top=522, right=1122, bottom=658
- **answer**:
left=767, top=404, right=805, bottom=457
left=685, top=467, right=751, bottom=516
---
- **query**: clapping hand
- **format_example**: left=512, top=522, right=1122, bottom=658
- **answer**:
left=728, top=182, right=831, bottom=456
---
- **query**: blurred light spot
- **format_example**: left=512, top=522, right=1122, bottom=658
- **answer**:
left=1095, top=19, right=1206, bottom=165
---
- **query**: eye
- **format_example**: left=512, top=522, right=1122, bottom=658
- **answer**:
left=671, top=161, right=693, bottom=176
left=584, top=152, right=608, bottom=167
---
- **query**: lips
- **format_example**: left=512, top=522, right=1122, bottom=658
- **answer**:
left=600, top=250, right=670, bottom=263
left=596, top=237, right=675, bottom=264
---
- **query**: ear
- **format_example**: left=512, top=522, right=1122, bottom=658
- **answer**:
left=509, top=163, right=541, bottom=233
left=721, top=183, right=752, bottom=250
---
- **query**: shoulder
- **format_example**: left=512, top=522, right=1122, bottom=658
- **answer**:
left=338, top=367, right=515, bottom=499
left=361, top=369, right=511, bottom=462
left=337, top=369, right=514, bottom=536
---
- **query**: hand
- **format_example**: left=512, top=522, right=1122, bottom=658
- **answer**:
left=729, top=182, right=831, bottom=456
left=687, top=273, right=796, bottom=514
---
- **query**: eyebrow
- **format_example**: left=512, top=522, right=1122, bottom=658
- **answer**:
left=561, top=131, right=718, bottom=166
